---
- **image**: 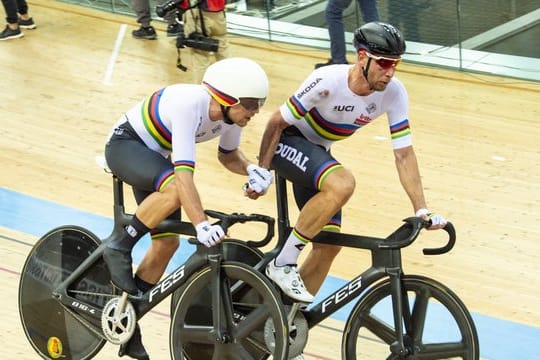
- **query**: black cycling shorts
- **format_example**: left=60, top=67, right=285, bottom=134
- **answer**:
left=270, top=127, right=343, bottom=228
left=105, top=121, right=181, bottom=223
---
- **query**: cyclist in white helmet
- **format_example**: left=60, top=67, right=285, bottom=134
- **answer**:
left=102, top=57, right=273, bottom=359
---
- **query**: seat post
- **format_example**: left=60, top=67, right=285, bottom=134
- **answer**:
left=113, top=175, right=124, bottom=207
left=275, top=173, right=291, bottom=244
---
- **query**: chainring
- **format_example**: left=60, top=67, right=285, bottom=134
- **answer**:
left=100, top=297, right=137, bottom=345
left=264, top=306, right=308, bottom=358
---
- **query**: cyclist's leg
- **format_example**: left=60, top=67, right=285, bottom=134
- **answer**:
left=291, top=183, right=344, bottom=295
left=135, top=235, right=180, bottom=283
left=132, top=187, right=181, bottom=285
left=300, top=242, right=342, bottom=295
left=103, top=126, right=180, bottom=294
left=268, top=132, right=354, bottom=301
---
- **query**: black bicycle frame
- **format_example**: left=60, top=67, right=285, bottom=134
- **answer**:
left=271, top=173, right=454, bottom=337
left=51, top=175, right=273, bottom=329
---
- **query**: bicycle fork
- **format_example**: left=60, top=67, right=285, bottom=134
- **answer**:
left=388, top=266, right=413, bottom=358
left=208, top=251, right=234, bottom=343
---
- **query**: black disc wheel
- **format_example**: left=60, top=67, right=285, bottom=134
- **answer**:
left=170, top=261, right=288, bottom=360
left=342, top=275, right=479, bottom=359
left=18, top=226, right=117, bottom=359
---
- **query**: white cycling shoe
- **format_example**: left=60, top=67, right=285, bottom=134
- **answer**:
left=266, top=260, right=314, bottom=303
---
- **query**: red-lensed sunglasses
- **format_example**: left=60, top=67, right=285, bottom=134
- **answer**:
left=365, top=52, right=402, bottom=69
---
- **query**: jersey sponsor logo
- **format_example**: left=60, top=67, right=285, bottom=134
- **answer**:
left=354, top=114, right=372, bottom=126
left=296, top=78, right=322, bottom=99
left=333, top=105, right=355, bottom=112
left=211, top=124, right=222, bottom=134
left=366, top=102, right=377, bottom=114
left=275, top=143, right=310, bottom=172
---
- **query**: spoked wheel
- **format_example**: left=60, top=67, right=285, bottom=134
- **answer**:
left=342, top=275, right=479, bottom=360
left=170, top=239, right=264, bottom=316
left=18, top=226, right=118, bottom=359
left=170, top=261, right=288, bottom=360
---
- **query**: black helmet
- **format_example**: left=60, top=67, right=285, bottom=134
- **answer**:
left=353, top=22, right=406, bottom=56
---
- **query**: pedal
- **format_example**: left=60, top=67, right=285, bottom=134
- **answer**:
left=101, top=296, right=137, bottom=345
left=263, top=305, right=308, bottom=359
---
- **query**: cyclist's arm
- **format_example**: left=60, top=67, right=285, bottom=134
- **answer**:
left=174, top=169, right=208, bottom=226
left=218, top=148, right=250, bottom=175
left=393, top=145, right=428, bottom=214
left=258, top=110, right=289, bottom=169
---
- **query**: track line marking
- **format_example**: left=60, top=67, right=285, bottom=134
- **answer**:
left=103, top=24, right=127, bottom=86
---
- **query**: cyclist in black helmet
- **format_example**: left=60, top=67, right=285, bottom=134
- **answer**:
left=257, top=22, right=448, bottom=307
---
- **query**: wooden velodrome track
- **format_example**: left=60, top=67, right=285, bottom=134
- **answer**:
left=1, top=0, right=539, bottom=358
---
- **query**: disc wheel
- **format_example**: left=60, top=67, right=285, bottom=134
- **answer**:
left=342, top=275, right=479, bottom=359
left=170, top=261, right=288, bottom=360
left=18, top=226, right=117, bottom=359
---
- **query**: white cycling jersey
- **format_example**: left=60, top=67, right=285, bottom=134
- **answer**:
left=111, top=84, right=242, bottom=172
left=280, top=64, right=412, bottom=151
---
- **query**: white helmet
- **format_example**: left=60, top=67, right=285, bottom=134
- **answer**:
left=202, top=57, right=269, bottom=107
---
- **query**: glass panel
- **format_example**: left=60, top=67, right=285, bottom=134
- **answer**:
left=58, top=0, right=540, bottom=81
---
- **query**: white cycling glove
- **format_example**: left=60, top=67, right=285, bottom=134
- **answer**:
left=195, top=221, right=225, bottom=247
left=415, top=208, right=447, bottom=227
left=246, top=164, right=273, bottom=194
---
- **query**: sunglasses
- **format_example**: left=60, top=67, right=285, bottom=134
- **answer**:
left=238, top=97, right=266, bottom=112
left=365, top=52, right=402, bottom=70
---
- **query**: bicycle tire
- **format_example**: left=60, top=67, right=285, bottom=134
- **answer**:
left=18, top=226, right=117, bottom=359
left=170, top=261, right=288, bottom=360
left=342, top=275, right=479, bottom=360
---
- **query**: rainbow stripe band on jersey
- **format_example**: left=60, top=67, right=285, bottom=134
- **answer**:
left=286, top=96, right=360, bottom=141
left=142, top=88, right=172, bottom=150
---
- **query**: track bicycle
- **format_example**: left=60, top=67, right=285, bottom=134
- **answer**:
left=18, top=173, right=290, bottom=360
left=180, top=173, right=480, bottom=359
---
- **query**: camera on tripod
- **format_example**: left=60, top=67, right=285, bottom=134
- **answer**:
left=176, top=31, right=219, bottom=52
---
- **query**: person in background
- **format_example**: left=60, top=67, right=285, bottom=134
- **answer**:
left=132, top=0, right=182, bottom=40
left=0, top=0, right=35, bottom=41
left=102, top=57, right=272, bottom=359
left=258, top=22, right=447, bottom=305
left=315, top=0, right=379, bottom=68
left=182, top=0, right=230, bottom=83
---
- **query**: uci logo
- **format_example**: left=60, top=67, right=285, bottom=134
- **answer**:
left=333, top=105, right=355, bottom=112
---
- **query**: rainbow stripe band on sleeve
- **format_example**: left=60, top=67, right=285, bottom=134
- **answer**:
left=174, top=160, right=195, bottom=173
left=390, top=119, right=411, bottom=140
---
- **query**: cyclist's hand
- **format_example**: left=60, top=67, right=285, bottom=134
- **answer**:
left=246, top=164, right=273, bottom=195
left=195, top=221, right=225, bottom=247
left=416, top=208, right=447, bottom=229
